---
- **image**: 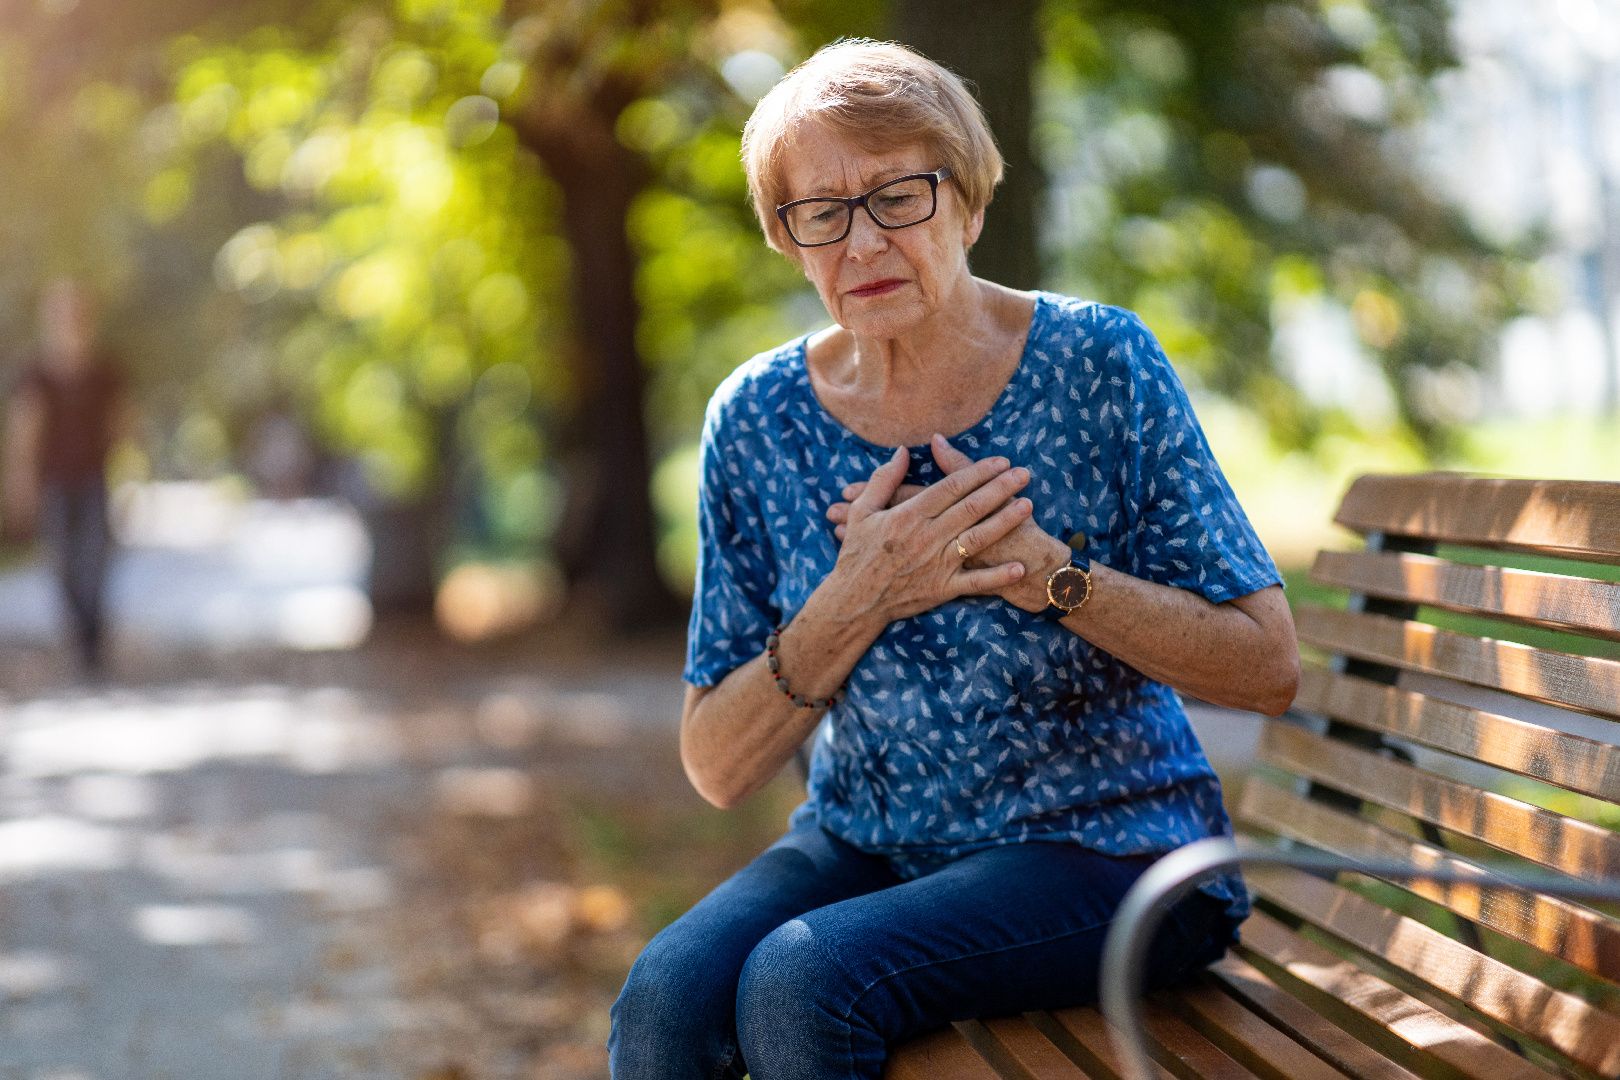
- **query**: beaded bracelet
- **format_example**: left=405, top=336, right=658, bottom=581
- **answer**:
left=764, top=625, right=845, bottom=709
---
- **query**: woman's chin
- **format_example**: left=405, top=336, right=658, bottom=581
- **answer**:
left=833, top=296, right=931, bottom=338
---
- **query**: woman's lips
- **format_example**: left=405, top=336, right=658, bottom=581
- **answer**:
left=848, top=279, right=907, bottom=298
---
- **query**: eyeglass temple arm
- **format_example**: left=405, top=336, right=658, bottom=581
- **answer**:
left=1098, top=835, right=1620, bottom=1080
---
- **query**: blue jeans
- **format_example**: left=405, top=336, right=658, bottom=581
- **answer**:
left=607, top=819, right=1236, bottom=1079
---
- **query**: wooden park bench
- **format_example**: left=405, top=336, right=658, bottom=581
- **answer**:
left=885, top=472, right=1620, bottom=1080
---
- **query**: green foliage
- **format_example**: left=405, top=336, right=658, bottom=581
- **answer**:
left=161, top=0, right=564, bottom=501
left=0, top=5, right=263, bottom=486
left=0, top=0, right=1564, bottom=590
left=1037, top=0, right=1538, bottom=454
left=0, top=32, right=157, bottom=344
left=632, top=123, right=812, bottom=446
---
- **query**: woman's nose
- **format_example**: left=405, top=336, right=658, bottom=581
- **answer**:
left=844, top=209, right=889, bottom=260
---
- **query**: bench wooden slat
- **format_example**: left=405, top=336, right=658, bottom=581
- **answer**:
left=885, top=1023, right=1008, bottom=1080
left=1159, top=978, right=1355, bottom=1080
left=962, top=1017, right=1097, bottom=1079
left=1140, top=1000, right=1264, bottom=1079
left=1295, top=606, right=1620, bottom=720
left=1239, top=777, right=1620, bottom=982
left=1309, top=549, right=1620, bottom=640
left=1293, top=666, right=1620, bottom=802
left=1249, top=867, right=1620, bottom=1075
left=1205, top=955, right=1427, bottom=1080
left=1238, top=910, right=1561, bottom=1080
left=1332, top=475, right=1620, bottom=563
left=1259, top=720, right=1620, bottom=878
left=1033, top=1006, right=1179, bottom=1080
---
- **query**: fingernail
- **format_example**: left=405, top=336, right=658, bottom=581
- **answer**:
left=1009, top=564, right=1024, bottom=578
left=993, top=457, right=1009, bottom=469
left=1015, top=468, right=1029, bottom=482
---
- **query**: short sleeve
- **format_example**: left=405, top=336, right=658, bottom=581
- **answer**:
left=681, top=402, right=780, bottom=687
left=1112, top=312, right=1283, bottom=603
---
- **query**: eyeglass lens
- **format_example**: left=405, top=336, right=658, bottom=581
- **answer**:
left=783, top=175, right=937, bottom=246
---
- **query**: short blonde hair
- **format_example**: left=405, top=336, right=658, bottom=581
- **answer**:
left=741, top=39, right=1004, bottom=255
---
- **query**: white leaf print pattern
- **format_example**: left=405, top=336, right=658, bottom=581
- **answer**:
left=680, top=292, right=1283, bottom=920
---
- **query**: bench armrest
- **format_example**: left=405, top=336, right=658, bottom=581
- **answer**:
left=1099, top=836, right=1620, bottom=1080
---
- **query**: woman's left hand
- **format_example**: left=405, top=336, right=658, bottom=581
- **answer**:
left=827, top=434, right=1069, bottom=613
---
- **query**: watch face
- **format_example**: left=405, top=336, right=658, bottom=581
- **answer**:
left=1050, top=566, right=1089, bottom=608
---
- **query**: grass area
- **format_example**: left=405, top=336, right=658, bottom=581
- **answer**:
left=1278, top=564, right=1344, bottom=612
left=561, top=773, right=806, bottom=935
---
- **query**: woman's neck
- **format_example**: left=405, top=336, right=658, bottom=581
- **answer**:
left=807, top=277, right=1038, bottom=447
left=839, top=277, right=1008, bottom=397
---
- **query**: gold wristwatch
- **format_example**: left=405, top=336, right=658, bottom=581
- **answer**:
left=1042, top=545, right=1092, bottom=620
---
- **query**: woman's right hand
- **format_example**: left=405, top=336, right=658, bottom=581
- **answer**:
left=828, top=445, right=1033, bottom=623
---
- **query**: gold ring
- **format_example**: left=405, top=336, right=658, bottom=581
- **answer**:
left=955, top=538, right=971, bottom=560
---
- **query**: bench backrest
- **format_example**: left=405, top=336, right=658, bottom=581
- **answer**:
left=1234, top=473, right=1620, bottom=1080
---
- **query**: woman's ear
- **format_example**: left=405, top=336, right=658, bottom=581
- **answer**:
left=963, top=206, right=985, bottom=250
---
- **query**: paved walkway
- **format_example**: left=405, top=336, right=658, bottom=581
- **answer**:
left=0, top=628, right=691, bottom=1080
left=2, top=682, right=411, bottom=1078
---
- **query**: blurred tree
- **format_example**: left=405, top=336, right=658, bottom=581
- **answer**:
left=1, top=0, right=1537, bottom=634
left=891, top=0, right=1042, bottom=292
left=1036, top=0, right=1532, bottom=449
left=500, top=0, right=712, bottom=628
left=154, top=3, right=573, bottom=611
left=497, top=0, right=877, bottom=626
left=0, top=0, right=300, bottom=491
left=147, top=0, right=858, bottom=624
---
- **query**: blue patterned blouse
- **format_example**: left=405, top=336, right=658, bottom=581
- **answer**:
left=682, top=292, right=1283, bottom=930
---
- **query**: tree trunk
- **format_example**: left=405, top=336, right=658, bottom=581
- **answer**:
left=362, top=405, right=456, bottom=616
left=890, top=0, right=1043, bottom=290
left=514, top=111, right=686, bottom=634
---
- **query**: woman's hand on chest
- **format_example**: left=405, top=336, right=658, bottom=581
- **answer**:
left=827, top=434, right=1071, bottom=614
left=821, top=442, right=1038, bottom=624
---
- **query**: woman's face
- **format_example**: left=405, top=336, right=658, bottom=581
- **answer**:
left=778, top=123, right=983, bottom=339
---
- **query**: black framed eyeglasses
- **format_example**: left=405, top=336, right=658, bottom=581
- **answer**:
left=775, top=167, right=953, bottom=248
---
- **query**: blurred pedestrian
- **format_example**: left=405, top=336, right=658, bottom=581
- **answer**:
left=3, top=278, right=136, bottom=674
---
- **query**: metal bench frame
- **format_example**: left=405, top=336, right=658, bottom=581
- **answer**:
left=1099, top=837, right=1620, bottom=1080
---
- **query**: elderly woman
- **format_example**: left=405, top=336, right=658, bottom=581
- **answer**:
left=609, top=39, right=1298, bottom=1080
